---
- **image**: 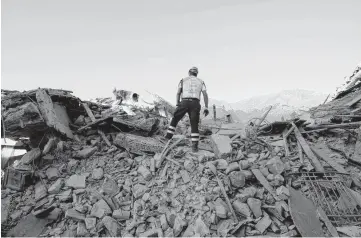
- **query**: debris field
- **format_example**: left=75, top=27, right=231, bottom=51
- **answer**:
left=1, top=80, right=361, bottom=237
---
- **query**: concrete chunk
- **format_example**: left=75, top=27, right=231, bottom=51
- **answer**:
left=210, top=134, right=232, bottom=159
left=112, top=209, right=130, bottom=220
left=46, top=167, right=59, bottom=180
left=20, top=148, right=42, bottom=165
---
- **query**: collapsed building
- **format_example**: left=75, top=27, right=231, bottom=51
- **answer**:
left=1, top=75, right=361, bottom=237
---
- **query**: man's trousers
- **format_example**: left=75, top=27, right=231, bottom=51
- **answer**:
left=165, top=99, right=201, bottom=142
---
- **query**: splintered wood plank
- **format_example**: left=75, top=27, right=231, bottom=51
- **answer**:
left=82, top=103, right=111, bottom=146
left=292, top=123, right=324, bottom=172
left=282, top=129, right=290, bottom=156
left=251, top=169, right=280, bottom=201
left=288, top=187, right=325, bottom=237
left=311, top=144, right=347, bottom=174
left=36, top=89, right=74, bottom=139
left=344, top=94, right=361, bottom=107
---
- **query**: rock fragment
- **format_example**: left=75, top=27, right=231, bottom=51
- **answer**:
left=233, top=200, right=252, bottom=218
left=77, top=222, right=89, bottom=236
left=210, top=134, right=232, bottom=159
left=229, top=171, right=246, bottom=188
left=65, top=209, right=85, bottom=221
left=85, top=217, right=96, bottom=230
left=92, top=168, right=104, bottom=180
left=66, top=175, right=86, bottom=189
left=138, top=165, right=152, bottom=181
left=133, top=184, right=150, bottom=199
left=46, top=167, right=59, bottom=180
left=266, top=156, right=285, bottom=175
left=255, top=213, right=272, bottom=234
left=74, top=146, right=97, bottom=159
left=90, top=199, right=112, bottom=218
left=102, top=216, right=122, bottom=236
left=48, top=179, right=64, bottom=194
left=160, top=214, right=169, bottom=230
left=247, top=198, right=262, bottom=218
left=112, top=209, right=131, bottom=220
left=173, top=216, right=187, bottom=237
left=58, top=189, right=72, bottom=202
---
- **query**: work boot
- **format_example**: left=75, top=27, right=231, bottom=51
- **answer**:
left=192, top=141, right=199, bottom=153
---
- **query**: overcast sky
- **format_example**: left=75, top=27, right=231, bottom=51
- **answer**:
left=2, top=0, right=361, bottom=103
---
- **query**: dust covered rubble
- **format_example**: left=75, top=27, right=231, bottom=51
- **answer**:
left=1, top=86, right=361, bottom=237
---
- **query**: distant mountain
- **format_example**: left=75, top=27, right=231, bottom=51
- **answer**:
left=210, top=89, right=328, bottom=123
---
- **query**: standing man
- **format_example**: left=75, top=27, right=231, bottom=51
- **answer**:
left=165, top=67, right=209, bottom=152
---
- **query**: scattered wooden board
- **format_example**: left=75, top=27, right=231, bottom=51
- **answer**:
left=292, top=123, right=324, bottom=172
left=311, top=144, right=347, bottom=174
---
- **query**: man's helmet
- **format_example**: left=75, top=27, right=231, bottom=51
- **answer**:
left=189, top=67, right=198, bottom=74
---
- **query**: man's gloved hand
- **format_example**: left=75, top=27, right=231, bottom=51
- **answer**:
left=203, top=108, right=209, bottom=117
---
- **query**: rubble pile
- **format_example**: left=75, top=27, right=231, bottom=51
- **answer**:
left=1, top=86, right=361, bottom=237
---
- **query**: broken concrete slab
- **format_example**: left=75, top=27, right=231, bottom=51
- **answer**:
left=36, top=88, right=74, bottom=139
left=66, top=174, right=86, bottom=189
left=210, top=134, right=232, bottom=159
left=47, top=208, right=62, bottom=220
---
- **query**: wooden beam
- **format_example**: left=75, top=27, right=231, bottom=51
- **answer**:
left=311, top=145, right=347, bottom=174
left=292, top=123, right=324, bottom=172
left=305, top=121, right=361, bottom=131
left=282, top=129, right=290, bottom=157
left=344, top=94, right=361, bottom=107
left=251, top=169, right=280, bottom=201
